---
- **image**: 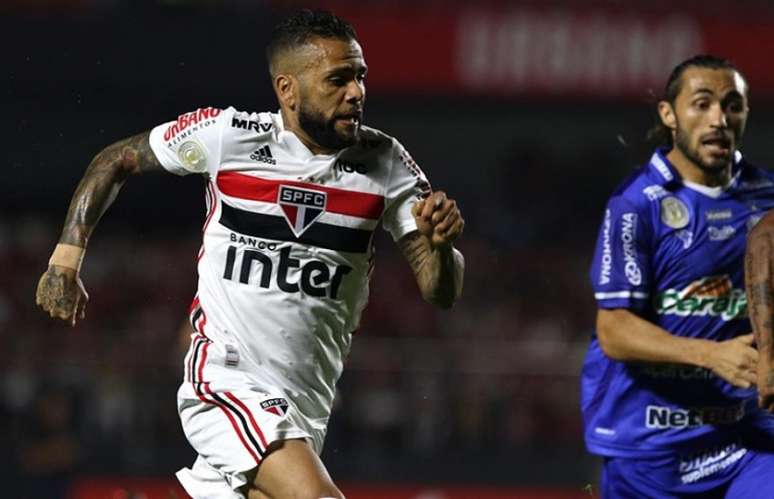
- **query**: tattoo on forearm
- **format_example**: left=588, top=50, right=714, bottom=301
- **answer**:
left=746, top=225, right=774, bottom=353
left=398, top=231, right=461, bottom=306
left=59, top=131, right=161, bottom=247
left=400, top=232, right=431, bottom=275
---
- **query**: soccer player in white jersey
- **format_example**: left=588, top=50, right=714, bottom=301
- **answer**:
left=35, top=9, right=465, bottom=499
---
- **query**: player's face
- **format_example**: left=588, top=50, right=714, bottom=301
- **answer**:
left=670, top=67, right=748, bottom=171
left=297, top=37, right=367, bottom=151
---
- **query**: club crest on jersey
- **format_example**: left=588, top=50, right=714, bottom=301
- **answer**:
left=278, top=185, right=327, bottom=237
left=260, top=398, right=289, bottom=416
left=177, top=141, right=207, bottom=173
left=660, top=196, right=690, bottom=229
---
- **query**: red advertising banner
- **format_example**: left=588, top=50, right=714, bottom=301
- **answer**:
left=330, top=5, right=774, bottom=100
left=69, top=478, right=595, bottom=499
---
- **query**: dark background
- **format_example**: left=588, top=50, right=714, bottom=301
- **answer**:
left=4, top=1, right=774, bottom=498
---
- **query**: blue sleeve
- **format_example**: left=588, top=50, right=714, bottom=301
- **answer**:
left=589, top=195, right=652, bottom=311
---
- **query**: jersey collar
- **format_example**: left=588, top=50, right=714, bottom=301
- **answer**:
left=647, top=147, right=745, bottom=188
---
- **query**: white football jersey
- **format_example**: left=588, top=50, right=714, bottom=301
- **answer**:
left=149, top=106, right=430, bottom=427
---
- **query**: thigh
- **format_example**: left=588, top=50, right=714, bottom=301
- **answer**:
left=177, top=374, right=319, bottom=498
left=602, top=456, right=676, bottom=499
left=248, top=439, right=343, bottom=499
left=602, top=455, right=730, bottom=499
left=724, top=449, right=774, bottom=499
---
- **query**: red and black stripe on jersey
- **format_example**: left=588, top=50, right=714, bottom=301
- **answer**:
left=216, top=172, right=383, bottom=253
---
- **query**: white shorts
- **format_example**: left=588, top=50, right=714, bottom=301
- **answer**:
left=176, top=337, right=328, bottom=499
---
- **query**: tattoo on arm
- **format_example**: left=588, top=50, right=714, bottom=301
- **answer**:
left=398, top=231, right=463, bottom=307
left=59, top=131, right=162, bottom=248
left=746, top=221, right=774, bottom=355
left=399, top=231, right=431, bottom=276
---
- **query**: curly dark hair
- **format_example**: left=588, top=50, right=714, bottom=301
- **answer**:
left=647, top=55, right=745, bottom=147
left=266, top=9, right=358, bottom=76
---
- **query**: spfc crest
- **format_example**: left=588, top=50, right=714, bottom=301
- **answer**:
left=260, top=397, right=289, bottom=416
left=278, top=185, right=327, bottom=237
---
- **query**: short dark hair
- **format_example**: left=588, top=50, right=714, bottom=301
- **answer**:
left=647, top=55, right=745, bottom=147
left=266, top=9, right=358, bottom=76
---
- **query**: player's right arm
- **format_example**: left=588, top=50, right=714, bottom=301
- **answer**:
left=591, top=194, right=757, bottom=389
left=35, top=131, right=163, bottom=326
left=745, top=210, right=774, bottom=409
left=597, top=309, right=758, bottom=388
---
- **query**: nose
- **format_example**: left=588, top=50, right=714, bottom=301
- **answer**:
left=710, top=102, right=728, bottom=128
left=345, top=79, right=364, bottom=104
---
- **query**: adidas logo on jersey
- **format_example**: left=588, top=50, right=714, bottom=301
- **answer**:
left=250, top=145, right=276, bottom=165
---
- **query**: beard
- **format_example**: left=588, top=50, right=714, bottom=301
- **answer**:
left=298, top=101, right=359, bottom=152
left=673, top=123, right=732, bottom=173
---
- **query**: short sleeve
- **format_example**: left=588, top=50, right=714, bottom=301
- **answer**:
left=381, top=139, right=433, bottom=241
left=148, top=106, right=229, bottom=177
left=589, top=195, right=652, bottom=310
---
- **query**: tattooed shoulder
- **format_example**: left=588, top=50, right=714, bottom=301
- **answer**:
left=118, top=131, right=164, bottom=174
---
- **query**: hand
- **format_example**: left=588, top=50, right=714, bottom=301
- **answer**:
left=759, top=362, right=774, bottom=412
left=411, top=191, right=464, bottom=249
left=704, top=333, right=758, bottom=388
left=35, top=265, right=89, bottom=327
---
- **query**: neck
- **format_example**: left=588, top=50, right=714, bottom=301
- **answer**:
left=666, top=147, right=732, bottom=188
left=280, top=109, right=334, bottom=156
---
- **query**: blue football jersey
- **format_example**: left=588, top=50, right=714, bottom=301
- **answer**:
left=582, top=148, right=774, bottom=457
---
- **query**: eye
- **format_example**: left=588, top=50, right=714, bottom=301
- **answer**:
left=693, top=99, right=710, bottom=110
left=725, top=100, right=744, bottom=114
left=328, top=76, right=346, bottom=87
left=356, top=72, right=367, bottom=83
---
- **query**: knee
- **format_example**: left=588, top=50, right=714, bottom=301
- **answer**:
left=321, top=489, right=346, bottom=499
left=298, top=483, right=345, bottom=499
left=247, top=482, right=344, bottom=499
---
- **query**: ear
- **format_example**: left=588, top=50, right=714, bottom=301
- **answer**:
left=657, top=101, right=677, bottom=131
left=275, top=74, right=298, bottom=110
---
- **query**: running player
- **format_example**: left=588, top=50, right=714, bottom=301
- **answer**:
left=35, top=10, right=465, bottom=499
left=582, top=55, right=774, bottom=497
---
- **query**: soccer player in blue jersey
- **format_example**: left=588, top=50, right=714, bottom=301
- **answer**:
left=582, top=55, right=774, bottom=497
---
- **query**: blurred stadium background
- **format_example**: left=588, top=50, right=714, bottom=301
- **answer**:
left=5, top=0, right=774, bottom=497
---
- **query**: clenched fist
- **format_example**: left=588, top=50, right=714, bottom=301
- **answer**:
left=35, top=265, right=89, bottom=327
left=411, top=191, right=464, bottom=249
left=705, top=333, right=758, bottom=389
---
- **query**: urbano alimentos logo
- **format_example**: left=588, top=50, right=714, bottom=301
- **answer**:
left=654, top=275, right=746, bottom=321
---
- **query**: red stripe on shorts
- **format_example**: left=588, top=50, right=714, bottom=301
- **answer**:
left=195, top=383, right=262, bottom=465
left=225, top=392, right=270, bottom=450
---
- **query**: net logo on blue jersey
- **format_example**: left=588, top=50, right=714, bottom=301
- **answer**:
left=654, top=275, right=747, bottom=321
left=278, top=185, right=327, bottom=237
left=645, top=403, right=745, bottom=429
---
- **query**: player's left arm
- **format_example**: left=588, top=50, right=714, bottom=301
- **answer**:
left=35, top=131, right=165, bottom=326
left=746, top=210, right=774, bottom=412
left=398, top=191, right=465, bottom=308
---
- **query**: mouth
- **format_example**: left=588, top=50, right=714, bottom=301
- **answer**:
left=701, top=135, right=732, bottom=155
left=335, top=111, right=362, bottom=128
